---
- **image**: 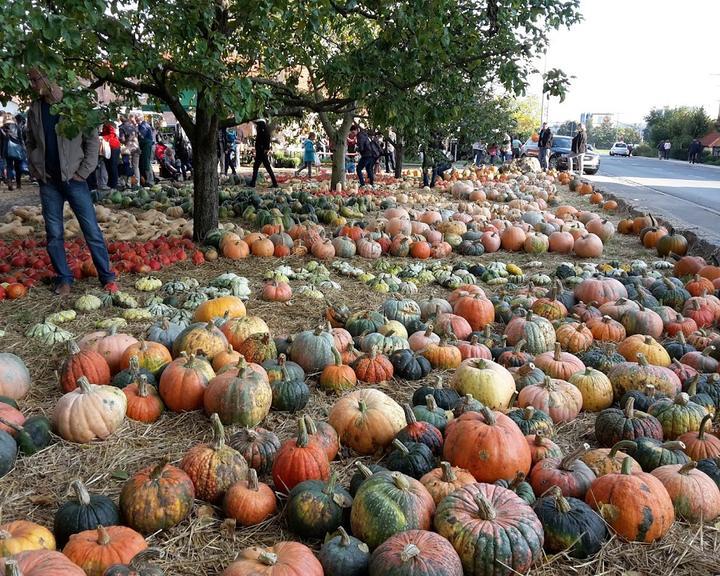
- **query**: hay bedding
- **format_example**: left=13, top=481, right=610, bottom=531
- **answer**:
left=0, top=180, right=718, bottom=576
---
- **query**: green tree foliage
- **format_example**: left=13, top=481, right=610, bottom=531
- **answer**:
left=511, top=97, right=542, bottom=141
left=644, top=106, right=713, bottom=159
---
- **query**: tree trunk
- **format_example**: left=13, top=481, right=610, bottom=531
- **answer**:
left=394, top=138, right=404, bottom=179
left=191, top=97, right=219, bottom=243
left=318, top=106, right=356, bottom=191
left=331, top=140, right=347, bottom=190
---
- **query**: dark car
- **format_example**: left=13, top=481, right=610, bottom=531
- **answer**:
left=521, top=136, right=600, bottom=175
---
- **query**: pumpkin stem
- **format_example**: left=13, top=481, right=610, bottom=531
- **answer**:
left=76, top=376, right=93, bottom=394
left=402, top=403, right=417, bottom=426
left=424, top=324, right=435, bottom=337
left=673, top=392, right=690, bottom=406
left=3, top=560, right=20, bottom=576
left=522, top=406, right=536, bottom=421
left=358, top=399, right=368, bottom=414
left=698, top=413, right=713, bottom=440
left=244, top=467, right=260, bottom=491
left=209, top=413, right=226, bottom=450
left=323, top=471, right=339, bottom=495
left=479, top=405, right=496, bottom=426
left=560, top=443, right=590, bottom=470
left=295, top=417, right=309, bottom=448
left=703, top=345, right=716, bottom=357
left=354, top=461, right=374, bottom=479
left=678, top=461, right=697, bottom=475
left=551, top=486, right=572, bottom=514
left=542, top=375, right=556, bottom=391
left=128, top=354, right=140, bottom=373
left=70, top=479, right=92, bottom=506
left=400, top=543, right=421, bottom=562
left=96, top=524, right=111, bottom=545
left=150, top=458, right=170, bottom=480
left=258, top=551, right=278, bottom=566
left=330, top=346, right=343, bottom=367
left=303, top=415, right=318, bottom=436
left=392, top=438, right=410, bottom=455
left=425, top=394, right=439, bottom=412
left=533, top=431, right=548, bottom=446
left=623, top=396, right=635, bottom=419
left=138, top=374, right=151, bottom=398
left=636, top=353, right=649, bottom=367
left=609, top=440, right=637, bottom=458
left=391, top=471, right=410, bottom=490
left=473, top=490, right=497, bottom=520
left=0, top=416, right=21, bottom=433
left=661, top=440, right=686, bottom=451
left=185, top=353, right=195, bottom=368
left=67, top=340, right=81, bottom=355
left=508, top=471, right=526, bottom=490
left=515, top=339, right=527, bottom=353
left=440, top=461, right=457, bottom=482
left=335, top=525, right=352, bottom=546
left=553, top=342, right=562, bottom=361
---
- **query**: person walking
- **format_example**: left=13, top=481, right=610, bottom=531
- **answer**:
left=136, top=114, right=155, bottom=186
left=25, top=68, right=117, bottom=296
left=471, top=140, right=483, bottom=165
left=385, top=130, right=396, bottom=173
left=568, top=124, right=587, bottom=175
left=248, top=119, right=278, bottom=188
left=356, top=125, right=375, bottom=187
left=101, top=122, right=121, bottom=190
left=501, top=133, right=512, bottom=163
left=538, top=122, right=552, bottom=170
left=663, top=139, right=671, bottom=160
left=295, top=132, right=316, bottom=178
left=1, top=112, right=26, bottom=190
left=688, top=139, right=702, bottom=164
left=119, top=115, right=140, bottom=188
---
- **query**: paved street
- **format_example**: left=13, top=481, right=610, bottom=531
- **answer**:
left=586, top=155, right=720, bottom=243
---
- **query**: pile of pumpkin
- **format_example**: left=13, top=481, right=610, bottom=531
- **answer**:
left=3, top=248, right=720, bottom=575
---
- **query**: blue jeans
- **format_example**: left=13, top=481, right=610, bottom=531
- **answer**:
left=40, top=179, right=115, bottom=286
left=357, top=156, right=375, bottom=186
left=5, top=158, right=22, bottom=187
left=538, top=146, right=549, bottom=170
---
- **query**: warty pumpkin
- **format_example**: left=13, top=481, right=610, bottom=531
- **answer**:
left=518, top=376, right=583, bottom=424
left=594, top=397, right=664, bottom=447
left=647, top=392, right=708, bottom=440
left=651, top=461, right=720, bottom=522
left=203, top=358, right=272, bottom=426
left=608, top=352, right=680, bottom=398
left=368, top=529, right=463, bottom=576
left=221, top=315, right=271, bottom=351
left=286, top=472, right=352, bottom=539
left=352, top=349, right=394, bottom=383
left=172, top=321, right=229, bottom=360
left=580, top=440, right=642, bottom=477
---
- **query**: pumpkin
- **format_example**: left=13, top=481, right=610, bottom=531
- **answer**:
left=397, top=402, right=444, bottom=456
left=408, top=325, right=440, bottom=352
left=580, top=441, right=642, bottom=477
left=506, top=406, right=554, bottom=437
left=221, top=542, right=323, bottom=576
left=677, top=414, right=720, bottom=460
left=533, top=342, right=586, bottom=380
left=319, top=347, right=357, bottom=392
left=434, top=482, right=544, bottom=576
left=180, top=413, right=248, bottom=502
left=0, top=414, right=50, bottom=456
left=586, top=315, right=626, bottom=342
left=329, top=389, right=404, bottom=455
left=272, top=417, right=330, bottom=494
left=262, top=353, right=305, bottom=384
left=608, top=353, right=680, bottom=397
left=680, top=346, right=719, bottom=372
left=269, top=367, right=309, bottom=413
left=526, top=432, right=563, bottom=465
left=385, top=439, right=435, bottom=479
left=493, top=471, right=536, bottom=505
left=53, top=480, right=120, bottom=548
left=422, top=339, right=462, bottom=370
left=503, top=311, right=556, bottom=354
left=172, top=321, right=229, bottom=360
left=289, top=326, right=336, bottom=373
left=457, top=336, right=492, bottom=361
left=62, top=526, right=147, bottom=576
left=620, top=384, right=667, bottom=413
left=118, top=340, right=171, bottom=376
left=0, top=402, right=24, bottom=437
left=158, top=353, right=216, bottom=412
left=318, top=527, right=370, bottom=576
left=657, top=227, right=689, bottom=257
left=595, top=397, right=664, bottom=449
left=286, top=472, right=352, bottom=539
left=452, top=294, right=494, bottom=331
left=568, top=367, right=613, bottom=411
left=518, top=376, right=583, bottom=424
left=511, top=361, right=546, bottom=391
left=228, top=427, right=280, bottom=475
left=59, top=342, right=111, bottom=393
left=412, top=395, right=448, bottom=433
left=100, top=548, right=163, bottom=576
left=443, top=406, right=531, bottom=483
left=621, top=305, right=664, bottom=340
left=349, top=462, right=388, bottom=496
left=647, top=392, right=708, bottom=439
left=411, top=376, right=460, bottom=410
left=532, top=487, right=608, bottom=559
left=353, top=349, right=394, bottom=383
left=53, top=377, right=126, bottom=443
left=697, top=457, right=720, bottom=490
left=203, top=358, right=272, bottom=426
left=111, top=356, right=155, bottom=391
left=556, top=322, right=594, bottom=354
left=237, top=332, right=277, bottom=365
left=123, top=375, right=164, bottom=423
left=389, top=349, right=432, bottom=381
left=632, top=438, right=691, bottom=471
left=79, top=327, right=138, bottom=375
left=350, top=471, right=435, bottom=550
left=0, top=521, right=55, bottom=556
left=146, top=319, right=183, bottom=351
left=573, top=277, right=627, bottom=306
left=0, top=551, right=85, bottom=576
left=221, top=315, right=271, bottom=351
left=529, top=443, right=596, bottom=499
left=368, top=529, right=463, bottom=576
left=452, top=358, right=516, bottom=410
left=419, top=461, right=475, bottom=505
left=345, top=311, right=385, bottom=337
left=651, top=461, right=720, bottom=522
left=0, top=354, right=29, bottom=402
left=303, top=415, right=340, bottom=462
left=496, top=339, right=533, bottom=368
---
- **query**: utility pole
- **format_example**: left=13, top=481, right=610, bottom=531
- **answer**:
left=539, top=52, right=548, bottom=126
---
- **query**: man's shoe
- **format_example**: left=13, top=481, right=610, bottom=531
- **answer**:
left=54, top=283, right=72, bottom=297
left=103, top=282, right=119, bottom=294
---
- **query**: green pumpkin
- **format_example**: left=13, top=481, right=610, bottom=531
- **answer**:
left=0, top=429, right=17, bottom=479
left=594, top=397, right=664, bottom=448
left=532, top=488, right=608, bottom=559
left=663, top=333, right=696, bottom=360
left=361, top=331, right=409, bottom=355
left=581, top=345, right=625, bottom=374
left=412, top=396, right=449, bottom=434
left=649, top=277, right=690, bottom=311
left=506, top=406, right=555, bottom=437
left=349, top=462, right=388, bottom=496
left=0, top=396, right=19, bottom=409
left=350, top=471, right=435, bottom=549
left=270, top=368, right=310, bottom=412
left=345, top=311, right=385, bottom=337
left=54, top=479, right=121, bottom=547
left=262, top=354, right=305, bottom=383
left=632, top=437, right=691, bottom=471
left=647, top=392, right=708, bottom=439
left=619, top=385, right=668, bottom=413
left=380, top=296, right=421, bottom=328
left=8, top=415, right=52, bottom=455
left=396, top=404, right=443, bottom=457
left=146, top=319, right=184, bottom=350
left=319, top=526, right=370, bottom=576
left=452, top=394, right=484, bottom=417
left=289, top=326, right=336, bottom=373
left=689, top=373, right=720, bottom=408
left=411, top=376, right=460, bottom=410
left=696, top=457, right=720, bottom=489
left=390, top=350, right=432, bottom=381
left=112, top=363, right=156, bottom=389
left=494, top=472, right=536, bottom=504
left=505, top=311, right=556, bottom=354
left=286, top=472, right=353, bottom=539
left=513, top=362, right=546, bottom=391
left=385, top=439, right=435, bottom=480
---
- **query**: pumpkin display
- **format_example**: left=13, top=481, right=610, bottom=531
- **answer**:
left=518, top=376, right=583, bottom=424
left=434, top=482, right=544, bottom=576
left=506, top=406, right=554, bottom=437
left=594, top=397, right=664, bottom=447
left=0, top=550, right=85, bottom=576
left=119, top=459, right=195, bottom=534
left=0, top=521, right=55, bottom=556
left=221, top=542, right=323, bottom=576
left=60, top=342, right=111, bottom=393
left=118, top=340, right=172, bottom=377
left=122, top=375, right=164, bottom=423
left=193, top=295, right=246, bottom=323
left=318, top=527, right=370, bottom=576
left=532, top=487, right=608, bottom=559
left=533, top=342, right=586, bottom=380
left=319, top=347, right=357, bottom=392
left=53, top=376, right=127, bottom=443
left=647, top=392, right=708, bottom=440
left=443, top=406, right=531, bottom=483
left=289, top=325, right=338, bottom=373
left=180, top=413, right=248, bottom=502
left=580, top=441, right=642, bottom=477
left=286, top=472, right=352, bottom=539
left=203, top=358, right=272, bottom=426
left=350, top=470, right=435, bottom=550
left=419, top=461, right=475, bottom=505
left=651, top=461, right=720, bottom=522
left=222, top=315, right=271, bottom=351
left=79, top=327, right=138, bottom=375
left=451, top=358, right=516, bottom=410
left=568, top=367, right=613, bottom=411
left=397, top=403, right=444, bottom=456
left=172, top=321, right=229, bottom=360
left=223, top=468, right=277, bottom=526
left=368, top=529, right=463, bottom=576
left=503, top=311, right=556, bottom=354
left=585, top=457, right=675, bottom=542
left=228, top=427, right=280, bottom=475
left=155, top=352, right=215, bottom=410
left=272, top=417, right=330, bottom=493
left=53, top=480, right=120, bottom=549
left=677, top=414, right=720, bottom=460
left=329, top=389, right=404, bottom=455
left=529, top=443, right=596, bottom=499
left=62, top=525, right=147, bottom=576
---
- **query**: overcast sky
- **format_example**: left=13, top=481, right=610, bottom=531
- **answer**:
left=528, top=0, right=720, bottom=126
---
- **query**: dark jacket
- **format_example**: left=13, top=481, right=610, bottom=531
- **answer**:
left=538, top=127, right=553, bottom=147
left=255, top=121, right=272, bottom=152
left=357, top=130, right=373, bottom=158
left=571, top=131, right=587, bottom=154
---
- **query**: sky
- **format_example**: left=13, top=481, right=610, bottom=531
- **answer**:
left=528, top=0, right=720, bottom=126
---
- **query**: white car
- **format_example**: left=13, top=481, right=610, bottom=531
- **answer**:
left=609, top=142, right=631, bottom=156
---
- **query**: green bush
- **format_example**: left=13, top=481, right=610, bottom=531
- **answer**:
left=274, top=156, right=300, bottom=168
left=632, top=144, right=656, bottom=157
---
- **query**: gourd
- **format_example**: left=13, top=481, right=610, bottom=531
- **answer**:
left=53, top=479, right=120, bottom=548
left=286, top=472, right=352, bottom=539
left=318, top=527, right=370, bottom=576
left=223, top=468, right=277, bottom=526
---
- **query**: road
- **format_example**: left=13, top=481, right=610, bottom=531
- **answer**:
left=585, top=155, right=720, bottom=244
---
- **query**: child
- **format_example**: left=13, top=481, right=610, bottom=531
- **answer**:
left=487, top=142, right=498, bottom=165
left=296, top=132, right=316, bottom=178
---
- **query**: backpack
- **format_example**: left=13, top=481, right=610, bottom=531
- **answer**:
left=370, top=139, right=383, bottom=159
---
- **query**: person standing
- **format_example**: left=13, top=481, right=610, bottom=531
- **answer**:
left=295, top=132, right=316, bottom=178
left=512, top=135, right=522, bottom=159
left=100, top=123, right=121, bottom=190
left=224, top=129, right=237, bottom=176
left=385, top=130, right=396, bottom=173
left=356, top=125, right=375, bottom=187
left=119, top=115, right=140, bottom=188
left=538, top=122, right=552, bottom=170
left=25, top=68, right=117, bottom=296
left=136, top=114, right=155, bottom=186
left=568, top=124, right=587, bottom=175
left=663, top=139, right=671, bottom=160
left=471, top=140, right=483, bottom=165
left=501, top=133, right=512, bottom=163
left=248, top=119, right=278, bottom=188
left=174, top=123, right=192, bottom=180
left=688, top=139, right=702, bottom=164
left=1, top=112, right=26, bottom=190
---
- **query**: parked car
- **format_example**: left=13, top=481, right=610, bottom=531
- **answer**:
left=521, top=136, right=600, bottom=175
left=609, top=142, right=631, bottom=156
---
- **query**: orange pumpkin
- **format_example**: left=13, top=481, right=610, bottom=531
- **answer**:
left=123, top=375, right=165, bottom=423
left=223, top=468, right=277, bottom=526
left=221, top=542, right=323, bottom=576
left=62, top=526, right=147, bottom=576
left=0, top=521, right=55, bottom=556
left=158, top=353, right=216, bottom=412
left=352, top=349, right=394, bottom=383
left=193, top=296, right=247, bottom=323
left=119, top=339, right=172, bottom=376
left=59, top=341, right=111, bottom=393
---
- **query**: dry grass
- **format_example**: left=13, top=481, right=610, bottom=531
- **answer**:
left=0, top=176, right=716, bottom=576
